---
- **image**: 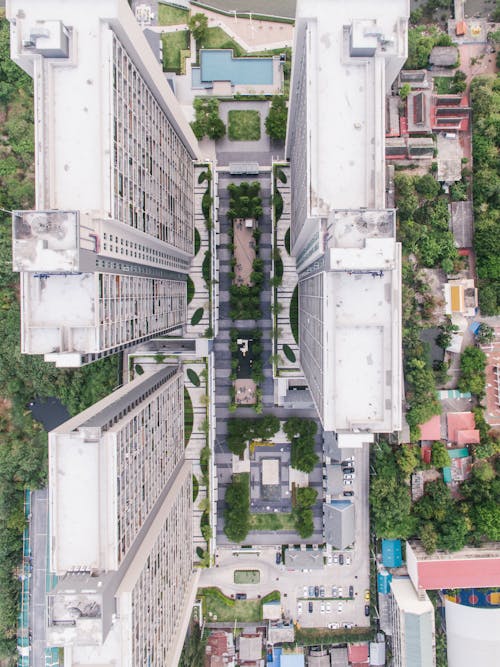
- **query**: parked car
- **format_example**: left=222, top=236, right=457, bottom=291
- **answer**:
left=297, top=602, right=303, bottom=615
left=343, top=473, right=355, bottom=480
left=320, top=603, right=325, bottom=614
left=320, top=586, right=325, bottom=598
left=275, top=552, right=281, bottom=565
left=333, top=554, right=339, bottom=563
left=327, top=553, right=333, bottom=564
left=303, top=586, right=308, bottom=597
left=365, top=590, right=370, bottom=601
left=339, top=553, right=344, bottom=565
left=235, top=593, right=247, bottom=600
left=365, top=604, right=370, bottom=616
left=314, top=586, right=320, bottom=598
left=344, top=479, right=353, bottom=485
left=308, top=601, right=313, bottom=613
left=328, top=622, right=340, bottom=629
left=340, top=460, right=350, bottom=467
left=338, top=587, right=343, bottom=598
left=326, top=602, right=331, bottom=613
left=345, top=555, right=351, bottom=565
left=349, top=585, right=354, bottom=598
left=345, top=456, right=355, bottom=462
left=309, top=586, right=315, bottom=597
left=343, top=490, right=354, bottom=497
left=332, top=586, right=337, bottom=597
left=343, top=622, right=354, bottom=629
left=337, top=602, right=343, bottom=613
left=342, top=466, right=355, bottom=473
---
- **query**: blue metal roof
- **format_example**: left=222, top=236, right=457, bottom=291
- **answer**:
left=382, top=539, right=403, bottom=567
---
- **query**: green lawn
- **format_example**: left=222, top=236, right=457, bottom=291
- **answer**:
left=433, top=76, right=453, bottom=94
left=249, top=512, right=295, bottom=531
left=157, top=4, right=189, bottom=26
left=234, top=569, right=260, bottom=584
left=161, top=30, right=190, bottom=72
left=228, top=110, right=261, bottom=141
left=200, top=27, right=245, bottom=56
left=199, top=587, right=262, bottom=622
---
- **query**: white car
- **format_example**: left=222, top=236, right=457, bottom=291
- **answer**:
left=320, top=603, right=325, bottom=614
left=333, top=554, right=339, bottom=563
left=344, top=479, right=353, bottom=486
left=297, top=602, right=303, bottom=615
left=327, top=553, right=333, bottom=564
left=303, top=586, right=308, bottom=597
left=345, top=555, right=351, bottom=565
left=338, top=602, right=343, bottom=613
left=327, top=622, right=340, bottom=629
left=326, top=602, right=331, bottom=613
left=346, top=456, right=355, bottom=462
left=338, top=587, right=343, bottom=597
left=332, top=586, right=337, bottom=597
left=343, top=473, right=355, bottom=480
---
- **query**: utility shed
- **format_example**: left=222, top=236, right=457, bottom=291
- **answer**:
left=429, top=46, right=459, bottom=67
left=450, top=201, right=473, bottom=248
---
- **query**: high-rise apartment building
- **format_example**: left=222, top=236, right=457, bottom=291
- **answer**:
left=286, top=0, right=408, bottom=437
left=7, top=0, right=199, bottom=367
left=388, top=578, right=436, bottom=667
left=47, top=365, right=198, bottom=666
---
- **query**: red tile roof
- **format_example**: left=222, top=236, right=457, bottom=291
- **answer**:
left=447, top=412, right=476, bottom=443
left=348, top=644, right=369, bottom=663
left=419, top=415, right=441, bottom=441
left=417, top=557, right=500, bottom=590
left=456, top=429, right=480, bottom=445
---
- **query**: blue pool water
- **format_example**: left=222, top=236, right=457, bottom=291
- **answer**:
left=200, top=49, right=274, bottom=85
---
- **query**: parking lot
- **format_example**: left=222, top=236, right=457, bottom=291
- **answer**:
left=205, top=443, right=372, bottom=629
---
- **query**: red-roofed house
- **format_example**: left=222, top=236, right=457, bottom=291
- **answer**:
left=205, top=631, right=235, bottom=667
left=348, top=643, right=369, bottom=664
left=419, top=415, right=441, bottom=441
left=407, top=541, right=500, bottom=592
left=456, top=429, right=480, bottom=445
left=447, top=412, right=479, bottom=445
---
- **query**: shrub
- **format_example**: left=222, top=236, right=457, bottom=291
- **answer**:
left=187, top=368, right=200, bottom=387
left=284, top=227, right=291, bottom=254
left=224, top=473, right=250, bottom=543
left=282, top=344, right=296, bottom=363
left=202, top=251, right=211, bottom=282
left=194, top=228, right=201, bottom=255
left=193, top=475, right=199, bottom=501
left=187, top=276, right=195, bottom=304
left=191, top=308, right=204, bottom=326
left=135, top=364, right=144, bottom=375
left=265, top=96, right=288, bottom=141
left=274, top=188, right=283, bottom=221
left=290, top=285, right=299, bottom=343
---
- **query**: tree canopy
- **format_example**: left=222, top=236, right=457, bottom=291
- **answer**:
left=458, top=346, right=487, bottom=397
left=265, top=96, right=288, bottom=141
left=224, top=474, right=250, bottom=543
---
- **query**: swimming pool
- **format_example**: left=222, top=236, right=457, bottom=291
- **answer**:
left=200, top=49, right=274, bottom=86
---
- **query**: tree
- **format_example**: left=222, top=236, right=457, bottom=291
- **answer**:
left=415, top=174, right=441, bottom=199
left=450, top=70, right=467, bottom=94
left=224, top=474, right=250, bottom=542
left=399, top=83, right=411, bottom=101
left=371, top=476, right=415, bottom=539
left=431, top=441, right=451, bottom=469
left=396, top=445, right=420, bottom=477
left=265, top=96, right=288, bottom=141
left=472, top=460, right=495, bottom=482
left=188, top=13, right=209, bottom=44
left=476, top=323, right=495, bottom=345
left=190, top=97, right=226, bottom=141
left=458, top=346, right=487, bottom=396
left=420, top=522, right=438, bottom=554
left=296, top=486, right=318, bottom=509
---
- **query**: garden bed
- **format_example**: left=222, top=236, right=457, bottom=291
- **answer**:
left=228, top=110, right=261, bottom=141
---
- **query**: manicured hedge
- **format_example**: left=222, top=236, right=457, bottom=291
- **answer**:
left=283, top=344, right=296, bottom=363
left=191, top=308, right=204, bottom=326
left=290, top=284, right=299, bottom=344
left=187, top=276, right=195, bottom=304
left=187, top=368, right=201, bottom=387
left=194, top=228, right=201, bottom=255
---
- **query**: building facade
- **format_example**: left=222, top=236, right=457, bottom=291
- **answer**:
left=47, top=365, right=197, bottom=666
left=286, top=0, right=408, bottom=435
left=8, top=0, right=199, bottom=367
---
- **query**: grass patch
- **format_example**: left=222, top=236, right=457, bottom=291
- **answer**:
left=161, top=30, right=189, bottom=72
left=249, top=513, right=295, bottom=531
left=157, top=4, right=189, bottom=25
left=187, top=368, right=201, bottom=387
left=433, top=76, right=453, bottom=94
left=200, top=27, right=245, bottom=56
left=228, top=110, right=261, bottom=141
left=296, top=627, right=373, bottom=646
left=199, top=587, right=262, bottom=623
left=194, top=228, right=201, bottom=255
left=234, top=570, right=260, bottom=584
left=282, top=344, right=296, bottom=363
left=191, top=307, right=204, bottom=326
left=290, top=284, right=299, bottom=344
left=184, top=387, right=193, bottom=446
left=187, top=276, right=195, bottom=304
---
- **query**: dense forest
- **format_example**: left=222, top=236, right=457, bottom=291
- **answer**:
left=470, top=74, right=500, bottom=315
left=0, top=18, right=118, bottom=656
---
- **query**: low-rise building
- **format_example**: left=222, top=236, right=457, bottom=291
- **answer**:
left=323, top=500, right=355, bottom=549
